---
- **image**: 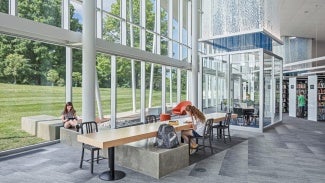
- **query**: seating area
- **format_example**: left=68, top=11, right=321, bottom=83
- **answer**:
left=21, top=115, right=62, bottom=141
left=2, top=114, right=324, bottom=182
left=20, top=112, right=239, bottom=180
left=79, top=121, right=104, bottom=174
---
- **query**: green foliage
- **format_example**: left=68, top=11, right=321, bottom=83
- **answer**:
left=0, top=0, right=8, bottom=13
left=0, top=0, right=81, bottom=86
left=72, top=72, right=82, bottom=87
left=0, top=83, right=184, bottom=151
left=96, top=54, right=111, bottom=88
left=46, top=69, right=59, bottom=86
left=2, top=53, right=31, bottom=84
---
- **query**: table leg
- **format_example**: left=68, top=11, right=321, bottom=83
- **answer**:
left=99, top=147, right=126, bottom=181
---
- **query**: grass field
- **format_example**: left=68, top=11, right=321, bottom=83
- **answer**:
left=0, top=83, right=182, bottom=151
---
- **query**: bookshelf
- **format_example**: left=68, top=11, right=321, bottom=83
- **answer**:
left=317, top=77, right=325, bottom=121
left=282, top=80, right=289, bottom=113
left=296, top=78, right=308, bottom=118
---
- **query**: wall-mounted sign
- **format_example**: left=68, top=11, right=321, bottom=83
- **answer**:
left=310, top=85, right=314, bottom=89
left=291, top=85, right=294, bottom=89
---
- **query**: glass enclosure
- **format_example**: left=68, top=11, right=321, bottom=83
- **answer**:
left=201, top=49, right=282, bottom=131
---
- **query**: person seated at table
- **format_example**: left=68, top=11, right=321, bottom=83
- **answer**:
left=243, top=94, right=254, bottom=107
left=181, top=105, right=206, bottom=151
left=61, top=102, right=79, bottom=130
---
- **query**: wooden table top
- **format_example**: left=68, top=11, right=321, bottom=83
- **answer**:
left=77, top=112, right=238, bottom=149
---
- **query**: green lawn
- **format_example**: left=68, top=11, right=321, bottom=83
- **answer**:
left=0, top=83, right=182, bottom=151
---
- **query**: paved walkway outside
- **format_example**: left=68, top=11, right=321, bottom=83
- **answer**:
left=0, top=114, right=324, bottom=183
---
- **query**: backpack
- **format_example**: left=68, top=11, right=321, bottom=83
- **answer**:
left=156, top=124, right=179, bottom=149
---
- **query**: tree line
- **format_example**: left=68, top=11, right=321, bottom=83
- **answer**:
left=0, top=0, right=186, bottom=91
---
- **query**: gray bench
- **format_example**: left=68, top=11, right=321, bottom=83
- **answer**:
left=114, top=140, right=189, bottom=179
left=21, top=115, right=60, bottom=136
left=37, top=119, right=63, bottom=141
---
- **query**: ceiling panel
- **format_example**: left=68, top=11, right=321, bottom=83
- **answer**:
left=280, top=0, right=325, bottom=41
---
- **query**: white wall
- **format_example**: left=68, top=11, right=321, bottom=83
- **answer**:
left=312, top=40, right=325, bottom=58
left=289, top=77, right=296, bottom=117
left=308, top=75, right=317, bottom=121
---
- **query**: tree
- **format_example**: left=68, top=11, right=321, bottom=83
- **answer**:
left=0, top=0, right=82, bottom=85
left=96, top=54, right=111, bottom=88
left=46, top=69, right=59, bottom=86
left=0, top=0, right=8, bottom=13
left=102, top=0, right=168, bottom=89
left=72, top=72, right=82, bottom=87
left=2, top=53, right=30, bottom=84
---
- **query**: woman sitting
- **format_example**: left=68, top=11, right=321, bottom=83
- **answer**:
left=61, top=102, right=79, bottom=129
left=181, top=105, right=206, bottom=152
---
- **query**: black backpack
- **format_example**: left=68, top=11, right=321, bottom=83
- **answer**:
left=156, top=124, right=179, bottom=149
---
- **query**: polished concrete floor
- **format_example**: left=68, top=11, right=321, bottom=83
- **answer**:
left=0, top=114, right=325, bottom=183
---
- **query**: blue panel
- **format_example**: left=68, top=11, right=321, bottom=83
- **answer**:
left=212, top=32, right=273, bottom=52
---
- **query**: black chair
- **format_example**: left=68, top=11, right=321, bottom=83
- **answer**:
left=188, top=118, right=214, bottom=154
left=233, top=107, right=244, bottom=125
left=79, top=121, right=102, bottom=174
left=251, top=108, right=259, bottom=126
left=216, top=113, right=232, bottom=143
left=145, top=115, right=157, bottom=123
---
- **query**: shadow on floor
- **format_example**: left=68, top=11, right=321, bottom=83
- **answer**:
left=189, top=136, right=247, bottom=165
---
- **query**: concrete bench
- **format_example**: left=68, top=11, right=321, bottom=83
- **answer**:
left=60, top=127, right=81, bottom=148
left=37, top=119, right=63, bottom=141
left=114, top=140, right=189, bottom=179
left=62, top=126, right=189, bottom=179
left=21, top=115, right=60, bottom=136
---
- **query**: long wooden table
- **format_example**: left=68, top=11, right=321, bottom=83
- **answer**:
left=77, top=112, right=237, bottom=181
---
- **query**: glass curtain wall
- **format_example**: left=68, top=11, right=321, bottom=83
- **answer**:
left=201, top=49, right=282, bottom=131
left=0, top=0, right=192, bottom=151
left=202, top=56, right=227, bottom=112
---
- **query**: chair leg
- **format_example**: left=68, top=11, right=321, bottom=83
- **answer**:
left=97, top=150, right=99, bottom=164
left=228, top=127, right=231, bottom=142
left=202, top=139, right=206, bottom=153
left=209, top=138, right=213, bottom=154
left=79, top=148, right=84, bottom=168
left=188, top=137, right=191, bottom=155
left=91, top=149, right=94, bottom=174
left=223, top=129, right=226, bottom=143
left=210, top=128, right=214, bottom=140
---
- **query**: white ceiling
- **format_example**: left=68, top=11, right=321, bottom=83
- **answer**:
left=280, top=0, right=325, bottom=41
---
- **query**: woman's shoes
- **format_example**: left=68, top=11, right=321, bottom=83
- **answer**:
left=190, top=143, right=198, bottom=149
left=76, top=124, right=80, bottom=132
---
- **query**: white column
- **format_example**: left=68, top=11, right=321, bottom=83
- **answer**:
left=177, top=0, right=183, bottom=103
left=9, top=0, right=17, bottom=16
left=111, top=56, right=117, bottom=128
left=187, top=0, right=192, bottom=101
left=191, top=0, right=199, bottom=107
left=128, top=0, right=136, bottom=113
left=259, top=50, right=264, bottom=132
left=168, top=0, right=173, bottom=106
left=95, top=0, right=103, bottom=119
left=82, top=0, right=96, bottom=122
left=198, top=54, right=202, bottom=110
left=63, top=0, right=72, bottom=103
left=156, top=0, right=163, bottom=112
left=140, top=0, right=146, bottom=122
left=227, top=55, right=231, bottom=112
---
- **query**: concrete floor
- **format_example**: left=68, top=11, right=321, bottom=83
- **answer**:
left=0, top=114, right=325, bottom=183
